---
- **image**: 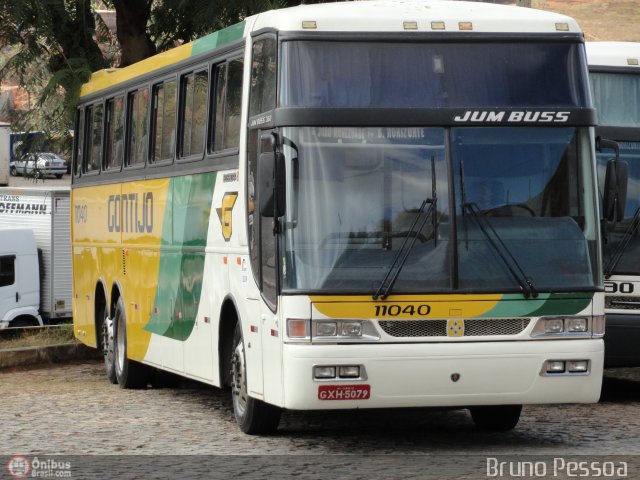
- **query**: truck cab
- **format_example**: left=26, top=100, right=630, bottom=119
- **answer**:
left=0, top=229, right=43, bottom=328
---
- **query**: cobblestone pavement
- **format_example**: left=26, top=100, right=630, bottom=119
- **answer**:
left=1, top=361, right=639, bottom=459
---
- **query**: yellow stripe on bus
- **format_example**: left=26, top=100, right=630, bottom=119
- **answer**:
left=310, top=294, right=503, bottom=319
left=80, top=43, right=193, bottom=97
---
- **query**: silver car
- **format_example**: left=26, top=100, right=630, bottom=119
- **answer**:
left=10, top=152, right=67, bottom=179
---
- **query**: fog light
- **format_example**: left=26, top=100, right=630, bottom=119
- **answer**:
left=566, top=318, right=588, bottom=332
left=341, top=321, right=362, bottom=336
left=316, top=322, right=337, bottom=336
left=314, top=366, right=336, bottom=379
left=567, top=360, right=589, bottom=373
left=546, top=360, right=565, bottom=373
left=545, top=318, right=564, bottom=333
left=338, top=366, right=360, bottom=378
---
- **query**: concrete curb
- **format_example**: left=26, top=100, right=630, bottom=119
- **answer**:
left=0, top=342, right=101, bottom=369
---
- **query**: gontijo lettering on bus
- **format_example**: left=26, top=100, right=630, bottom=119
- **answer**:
left=107, top=192, right=153, bottom=233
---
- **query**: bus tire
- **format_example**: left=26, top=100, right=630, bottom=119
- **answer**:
left=113, top=297, right=149, bottom=389
left=101, top=306, right=117, bottom=384
left=469, top=404, right=522, bottom=432
left=230, top=322, right=281, bottom=435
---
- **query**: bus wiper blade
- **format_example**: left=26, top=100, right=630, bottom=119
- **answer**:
left=373, top=196, right=437, bottom=300
left=463, top=202, right=538, bottom=299
left=604, top=206, right=640, bottom=278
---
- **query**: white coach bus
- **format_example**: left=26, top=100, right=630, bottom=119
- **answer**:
left=73, top=1, right=606, bottom=434
left=587, top=42, right=640, bottom=367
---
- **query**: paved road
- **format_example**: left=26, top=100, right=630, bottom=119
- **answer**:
left=2, top=361, right=638, bottom=478
left=2, top=362, right=639, bottom=456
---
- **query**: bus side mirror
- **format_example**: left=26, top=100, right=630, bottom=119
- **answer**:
left=603, top=158, right=628, bottom=222
left=259, top=151, right=286, bottom=218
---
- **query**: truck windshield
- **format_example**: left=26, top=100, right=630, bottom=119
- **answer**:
left=280, top=126, right=598, bottom=294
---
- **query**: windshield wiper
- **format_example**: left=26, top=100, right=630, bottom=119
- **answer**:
left=604, top=206, right=640, bottom=278
left=372, top=196, right=437, bottom=300
left=373, top=157, right=438, bottom=300
left=463, top=202, right=538, bottom=299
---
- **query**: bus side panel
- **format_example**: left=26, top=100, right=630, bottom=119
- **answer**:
left=72, top=185, right=121, bottom=346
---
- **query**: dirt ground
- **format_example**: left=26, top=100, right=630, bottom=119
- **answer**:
left=533, top=0, right=640, bottom=41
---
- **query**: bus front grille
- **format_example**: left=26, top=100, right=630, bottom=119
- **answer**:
left=378, top=318, right=531, bottom=337
left=605, top=296, right=640, bottom=310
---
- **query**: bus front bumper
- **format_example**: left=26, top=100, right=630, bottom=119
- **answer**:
left=281, top=339, right=604, bottom=410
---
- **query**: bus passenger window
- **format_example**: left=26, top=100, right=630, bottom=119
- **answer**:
left=85, top=103, right=103, bottom=173
left=127, top=88, right=149, bottom=167
left=74, top=108, right=85, bottom=177
left=225, top=59, right=244, bottom=149
left=180, top=70, right=208, bottom=158
left=151, top=79, right=176, bottom=163
left=249, top=38, right=276, bottom=116
left=213, top=63, right=228, bottom=152
left=212, top=58, right=244, bottom=152
left=104, top=96, right=124, bottom=171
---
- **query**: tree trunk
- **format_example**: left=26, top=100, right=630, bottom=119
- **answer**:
left=112, top=0, right=156, bottom=67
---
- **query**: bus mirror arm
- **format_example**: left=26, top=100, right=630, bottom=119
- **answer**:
left=598, top=137, right=627, bottom=223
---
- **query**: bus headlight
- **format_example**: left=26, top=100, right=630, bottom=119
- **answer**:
left=531, top=316, right=595, bottom=338
left=566, top=317, right=588, bottom=332
left=316, top=322, right=338, bottom=336
left=341, top=321, right=362, bottom=336
left=310, top=319, right=380, bottom=342
left=545, top=318, right=564, bottom=333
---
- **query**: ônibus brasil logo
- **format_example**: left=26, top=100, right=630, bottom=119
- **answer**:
left=7, top=456, right=31, bottom=478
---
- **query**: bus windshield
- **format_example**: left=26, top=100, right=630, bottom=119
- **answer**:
left=597, top=141, right=640, bottom=275
left=281, top=126, right=598, bottom=294
left=280, top=41, right=590, bottom=108
left=590, top=71, right=640, bottom=275
left=590, top=72, right=640, bottom=127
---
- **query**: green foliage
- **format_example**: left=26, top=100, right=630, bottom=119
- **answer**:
left=1, top=0, right=106, bottom=156
left=0, top=0, right=329, bottom=152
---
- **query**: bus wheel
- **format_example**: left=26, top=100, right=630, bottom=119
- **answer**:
left=113, top=298, right=149, bottom=389
left=470, top=405, right=522, bottom=432
left=230, top=322, right=281, bottom=434
left=101, top=308, right=117, bottom=384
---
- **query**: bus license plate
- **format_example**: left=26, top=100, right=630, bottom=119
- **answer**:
left=318, top=384, right=371, bottom=400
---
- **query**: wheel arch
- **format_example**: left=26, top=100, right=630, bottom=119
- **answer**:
left=93, top=279, right=108, bottom=349
left=218, top=295, right=240, bottom=388
left=110, top=280, right=123, bottom=318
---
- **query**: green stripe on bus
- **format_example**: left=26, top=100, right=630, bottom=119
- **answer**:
left=145, top=173, right=217, bottom=340
left=481, top=292, right=593, bottom=317
left=191, top=21, right=246, bottom=57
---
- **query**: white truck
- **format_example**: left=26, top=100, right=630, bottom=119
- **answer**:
left=0, top=187, right=71, bottom=328
left=0, top=123, right=10, bottom=186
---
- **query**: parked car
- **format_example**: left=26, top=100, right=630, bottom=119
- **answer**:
left=10, top=152, right=67, bottom=179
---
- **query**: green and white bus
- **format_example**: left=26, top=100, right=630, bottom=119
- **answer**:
left=587, top=41, right=640, bottom=367
left=73, top=0, right=605, bottom=434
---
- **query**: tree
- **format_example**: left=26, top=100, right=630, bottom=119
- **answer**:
left=0, top=0, right=316, bottom=133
